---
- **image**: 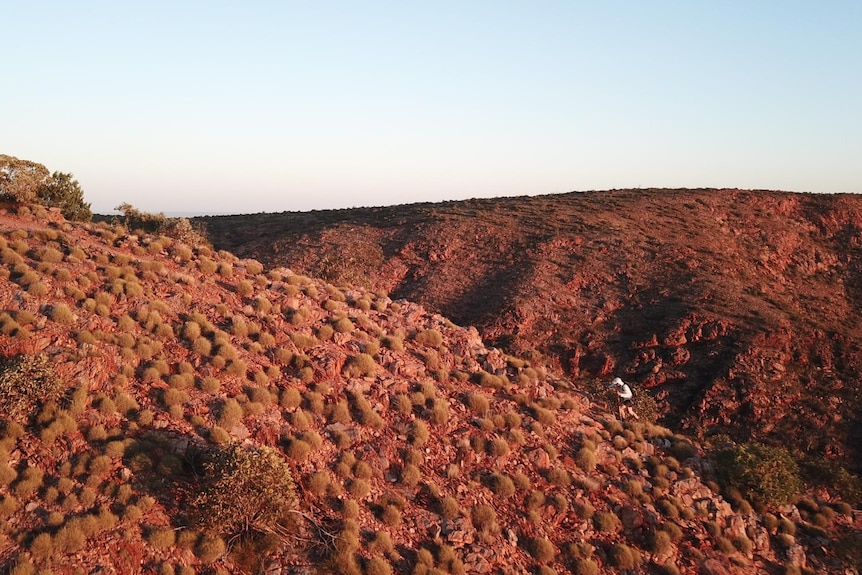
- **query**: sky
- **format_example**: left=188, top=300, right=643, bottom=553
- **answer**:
left=3, top=1, right=861, bottom=215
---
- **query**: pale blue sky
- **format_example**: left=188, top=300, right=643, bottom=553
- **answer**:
left=3, top=1, right=860, bottom=215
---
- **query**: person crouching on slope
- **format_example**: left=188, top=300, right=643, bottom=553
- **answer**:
left=609, top=377, right=639, bottom=421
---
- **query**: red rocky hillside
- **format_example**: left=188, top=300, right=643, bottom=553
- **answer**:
left=0, top=203, right=858, bottom=573
left=199, top=189, right=862, bottom=484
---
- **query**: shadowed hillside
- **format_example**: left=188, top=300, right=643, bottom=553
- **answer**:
left=0, top=202, right=858, bottom=573
left=200, top=189, right=862, bottom=483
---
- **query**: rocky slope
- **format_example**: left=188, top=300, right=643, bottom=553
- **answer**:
left=0, top=204, right=858, bottom=573
left=199, top=189, right=862, bottom=482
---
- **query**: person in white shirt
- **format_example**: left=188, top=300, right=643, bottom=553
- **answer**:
left=609, top=377, right=639, bottom=421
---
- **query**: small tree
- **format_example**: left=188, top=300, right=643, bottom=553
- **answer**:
left=0, top=155, right=91, bottom=220
left=0, top=154, right=50, bottom=203
left=39, top=171, right=92, bottom=221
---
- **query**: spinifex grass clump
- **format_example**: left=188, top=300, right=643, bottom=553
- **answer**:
left=189, top=444, right=296, bottom=537
left=0, top=354, right=63, bottom=422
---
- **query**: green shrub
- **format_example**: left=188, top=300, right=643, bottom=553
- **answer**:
left=0, top=156, right=91, bottom=219
left=714, top=442, right=801, bottom=507
left=37, top=170, right=92, bottom=219
left=189, top=444, right=296, bottom=537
